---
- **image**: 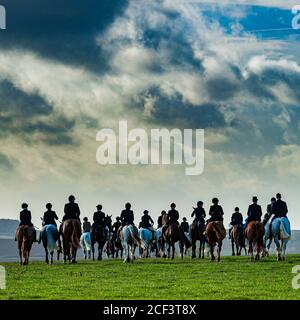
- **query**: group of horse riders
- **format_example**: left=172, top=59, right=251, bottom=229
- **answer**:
left=17, top=192, right=288, bottom=250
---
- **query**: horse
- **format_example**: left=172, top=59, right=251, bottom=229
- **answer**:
left=162, top=223, right=185, bottom=259
left=61, top=219, right=81, bottom=263
left=80, top=231, right=92, bottom=260
left=104, top=232, right=115, bottom=258
left=120, top=224, right=141, bottom=263
left=205, top=221, right=226, bottom=262
left=231, top=224, right=247, bottom=256
left=139, top=228, right=154, bottom=258
left=190, top=222, right=207, bottom=259
left=112, top=236, right=123, bottom=258
left=16, top=225, right=35, bottom=265
left=91, top=224, right=106, bottom=261
left=244, top=221, right=265, bottom=260
left=41, top=224, right=60, bottom=264
left=270, top=217, right=291, bottom=261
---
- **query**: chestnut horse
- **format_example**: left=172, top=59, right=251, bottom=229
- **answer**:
left=245, top=221, right=265, bottom=260
left=61, top=219, right=81, bottom=263
left=190, top=222, right=207, bottom=259
left=16, top=225, right=35, bottom=265
left=206, top=221, right=226, bottom=262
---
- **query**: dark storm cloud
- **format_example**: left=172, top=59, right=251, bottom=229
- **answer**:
left=0, top=80, right=76, bottom=145
left=0, top=0, right=128, bottom=72
left=132, top=87, right=227, bottom=129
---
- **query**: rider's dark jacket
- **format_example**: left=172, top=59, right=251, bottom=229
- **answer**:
left=20, top=209, right=33, bottom=227
left=141, top=215, right=154, bottom=228
left=83, top=221, right=91, bottom=233
left=121, top=209, right=134, bottom=226
left=208, top=205, right=224, bottom=222
left=63, top=202, right=80, bottom=221
left=247, top=203, right=262, bottom=222
left=157, top=215, right=163, bottom=228
left=230, top=212, right=243, bottom=226
left=181, top=221, right=189, bottom=233
left=272, top=199, right=288, bottom=218
left=191, top=207, right=206, bottom=223
left=112, top=221, right=121, bottom=234
left=93, top=211, right=105, bottom=226
left=43, top=210, right=58, bottom=226
left=167, top=209, right=179, bottom=224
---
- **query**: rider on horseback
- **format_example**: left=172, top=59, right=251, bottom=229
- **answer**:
left=83, top=217, right=91, bottom=233
left=62, top=195, right=81, bottom=237
left=244, top=196, right=262, bottom=229
left=93, top=205, right=107, bottom=239
left=157, top=210, right=166, bottom=228
left=112, top=216, right=122, bottom=240
left=43, top=203, right=59, bottom=227
left=181, top=217, right=189, bottom=233
left=118, top=203, right=138, bottom=240
left=191, top=201, right=206, bottom=224
left=208, top=198, right=224, bottom=222
left=263, top=197, right=276, bottom=225
left=269, top=193, right=288, bottom=240
left=41, top=203, right=61, bottom=248
left=228, top=207, right=243, bottom=239
left=140, top=210, right=155, bottom=238
left=17, top=203, right=37, bottom=242
left=161, top=203, right=179, bottom=236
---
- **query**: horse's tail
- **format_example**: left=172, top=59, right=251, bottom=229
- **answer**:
left=84, top=232, right=91, bottom=251
left=71, top=220, right=81, bottom=248
left=129, top=225, right=141, bottom=245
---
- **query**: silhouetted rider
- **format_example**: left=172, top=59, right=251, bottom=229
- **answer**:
left=43, top=203, right=59, bottom=227
left=120, top=203, right=135, bottom=226
left=157, top=211, right=166, bottom=228
left=62, top=195, right=80, bottom=222
left=191, top=201, right=206, bottom=224
left=208, top=198, right=224, bottom=222
left=244, top=196, right=262, bottom=229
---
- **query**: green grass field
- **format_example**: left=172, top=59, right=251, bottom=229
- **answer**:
left=0, top=255, right=300, bottom=300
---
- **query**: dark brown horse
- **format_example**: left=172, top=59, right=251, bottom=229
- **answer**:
left=206, top=221, right=226, bottom=262
left=231, top=224, right=247, bottom=256
left=61, top=219, right=81, bottom=263
left=162, top=223, right=185, bottom=259
left=91, top=224, right=106, bottom=260
left=245, top=221, right=265, bottom=260
left=190, top=222, right=207, bottom=259
left=16, top=225, right=35, bottom=265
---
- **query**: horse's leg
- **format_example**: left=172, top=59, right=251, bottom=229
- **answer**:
left=217, top=240, right=222, bottom=262
left=274, top=237, right=281, bottom=261
left=19, top=246, right=22, bottom=265
left=50, top=251, right=54, bottom=264
left=282, top=240, right=288, bottom=261
left=231, top=237, right=235, bottom=256
left=201, top=241, right=204, bottom=259
left=209, top=241, right=215, bottom=261
left=249, top=241, right=253, bottom=260
left=179, top=241, right=184, bottom=260
left=192, top=239, right=196, bottom=259
left=45, top=247, right=49, bottom=264
left=91, top=241, right=95, bottom=261
left=255, top=242, right=261, bottom=260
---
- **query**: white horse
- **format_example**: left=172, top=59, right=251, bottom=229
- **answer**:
left=139, top=228, right=153, bottom=258
left=80, top=232, right=92, bottom=260
left=120, top=225, right=141, bottom=263
left=270, top=217, right=291, bottom=261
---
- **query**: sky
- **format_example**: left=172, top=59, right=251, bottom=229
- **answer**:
left=0, top=0, right=300, bottom=228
